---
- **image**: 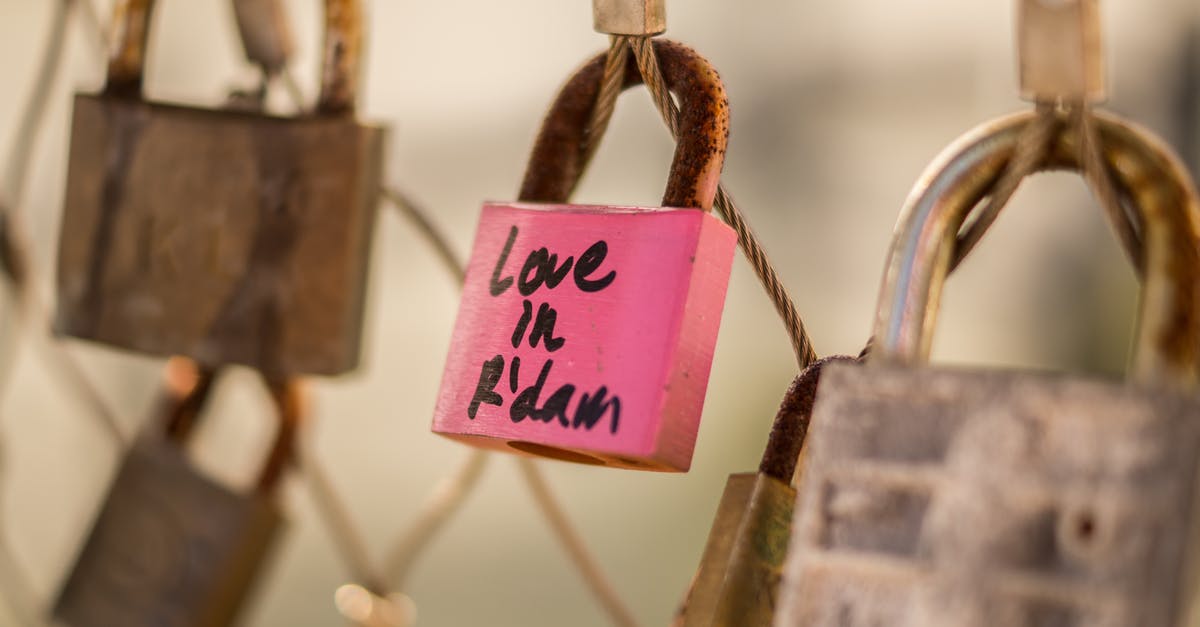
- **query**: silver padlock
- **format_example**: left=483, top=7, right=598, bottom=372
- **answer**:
left=776, top=110, right=1200, bottom=627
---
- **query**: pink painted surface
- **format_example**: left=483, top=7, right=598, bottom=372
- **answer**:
left=431, top=202, right=737, bottom=471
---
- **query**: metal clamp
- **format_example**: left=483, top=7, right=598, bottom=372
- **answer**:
left=593, top=0, right=666, bottom=36
left=1018, top=0, right=1106, bottom=103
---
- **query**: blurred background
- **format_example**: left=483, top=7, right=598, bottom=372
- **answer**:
left=0, top=1, right=1198, bottom=625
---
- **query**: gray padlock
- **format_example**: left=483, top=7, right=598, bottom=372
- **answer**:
left=54, top=359, right=305, bottom=627
left=776, top=110, right=1200, bottom=627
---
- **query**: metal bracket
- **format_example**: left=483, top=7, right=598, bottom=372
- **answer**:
left=1018, top=0, right=1106, bottom=103
left=593, top=0, right=666, bottom=36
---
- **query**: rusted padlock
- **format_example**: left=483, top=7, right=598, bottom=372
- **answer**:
left=54, top=0, right=386, bottom=376
left=431, top=40, right=736, bottom=471
left=676, top=356, right=855, bottom=626
left=775, top=111, right=1200, bottom=626
left=55, top=358, right=305, bottom=627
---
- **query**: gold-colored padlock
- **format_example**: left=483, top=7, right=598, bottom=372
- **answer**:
left=54, top=0, right=386, bottom=377
left=676, top=356, right=856, bottom=626
left=54, top=358, right=305, bottom=627
left=775, top=111, right=1200, bottom=626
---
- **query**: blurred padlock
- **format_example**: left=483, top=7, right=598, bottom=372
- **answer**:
left=775, top=111, right=1200, bottom=626
left=431, top=40, right=736, bottom=471
left=677, top=356, right=855, bottom=626
left=54, top=0, right=386, bottom=376
left=55, top=358, right=305, bottom=627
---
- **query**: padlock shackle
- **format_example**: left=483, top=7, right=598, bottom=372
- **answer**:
left=256, top=376, right=306, bottom=494
left=151, top=358, right=306, bottom=495
left=105, top=0, right=362, bottom=114
left=518, top=39, right=729, bottom=211
left=871, top=110, right=1200, bottom=386
left=161, top=357, right=220, bottom=443
left=759, top=356, right=857, bottom=483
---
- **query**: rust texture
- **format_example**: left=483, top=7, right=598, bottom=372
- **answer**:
left=518, top=38, right=730, bottom=210
left=317, top=0, right=362, bottom=114
left=1049, top=113, right=1200, bottom=380
left=1041, top=113, right=1200, bottom=379
left=105, top=0, right=153, bottom=96
left=758, top=355, right=858, bottom=482
left=104, top=0, right=361, bottom=114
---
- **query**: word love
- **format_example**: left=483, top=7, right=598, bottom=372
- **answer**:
left=487, top=225, right=616, bottom=297
left=467, top=225, right=623, bottom=434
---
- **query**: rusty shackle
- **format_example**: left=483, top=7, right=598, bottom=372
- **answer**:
left=105, top=0, right=363, bottom=114
left=157, top=357, right=307, bottom=494
left=758, top=356, right=859, bottom=483
left=519, top=39, right=730, bottom=211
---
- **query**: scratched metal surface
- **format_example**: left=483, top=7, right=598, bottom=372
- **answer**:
left=778, top=362, right=1200, bottom=627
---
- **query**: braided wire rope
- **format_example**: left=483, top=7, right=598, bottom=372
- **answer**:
left=951, top=102, right=1142, bottom=273
left=951, top=104, right=1062, bottom=270
left=1076, top=105, right=1146, bottom=273
left=627, top=37, right=818, bottom=369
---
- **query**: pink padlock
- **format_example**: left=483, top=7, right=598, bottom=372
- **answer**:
left=431, top=40, right=735, bottom=472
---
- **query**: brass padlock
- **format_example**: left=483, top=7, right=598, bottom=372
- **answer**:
left=776, top=111, right=1200, bottom=626
left=676, top=356, right=855, bottom=627
left=54, top=0, right=386, bottom=376
left=54, top=358, right=305, bottom=627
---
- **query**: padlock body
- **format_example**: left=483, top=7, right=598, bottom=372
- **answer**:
left=777, top=363, right=1200, bottom=627
left=432, top=202, right=736, bottom=471
left=55, top=438, right=284, bottom=627
left=55, top=94, right=386, bottom=375
left=682, top=473, right=796, bottom=626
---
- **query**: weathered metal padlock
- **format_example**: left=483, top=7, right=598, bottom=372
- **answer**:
left=676, top=356, right=855, bottom=627
left=55, top=358, right=305, bottom=627
left=54, top=0, right=385, bottom=376
left=775, top=111, right=1200, bottom=626
left=431, top=40, right=736, bottom=471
